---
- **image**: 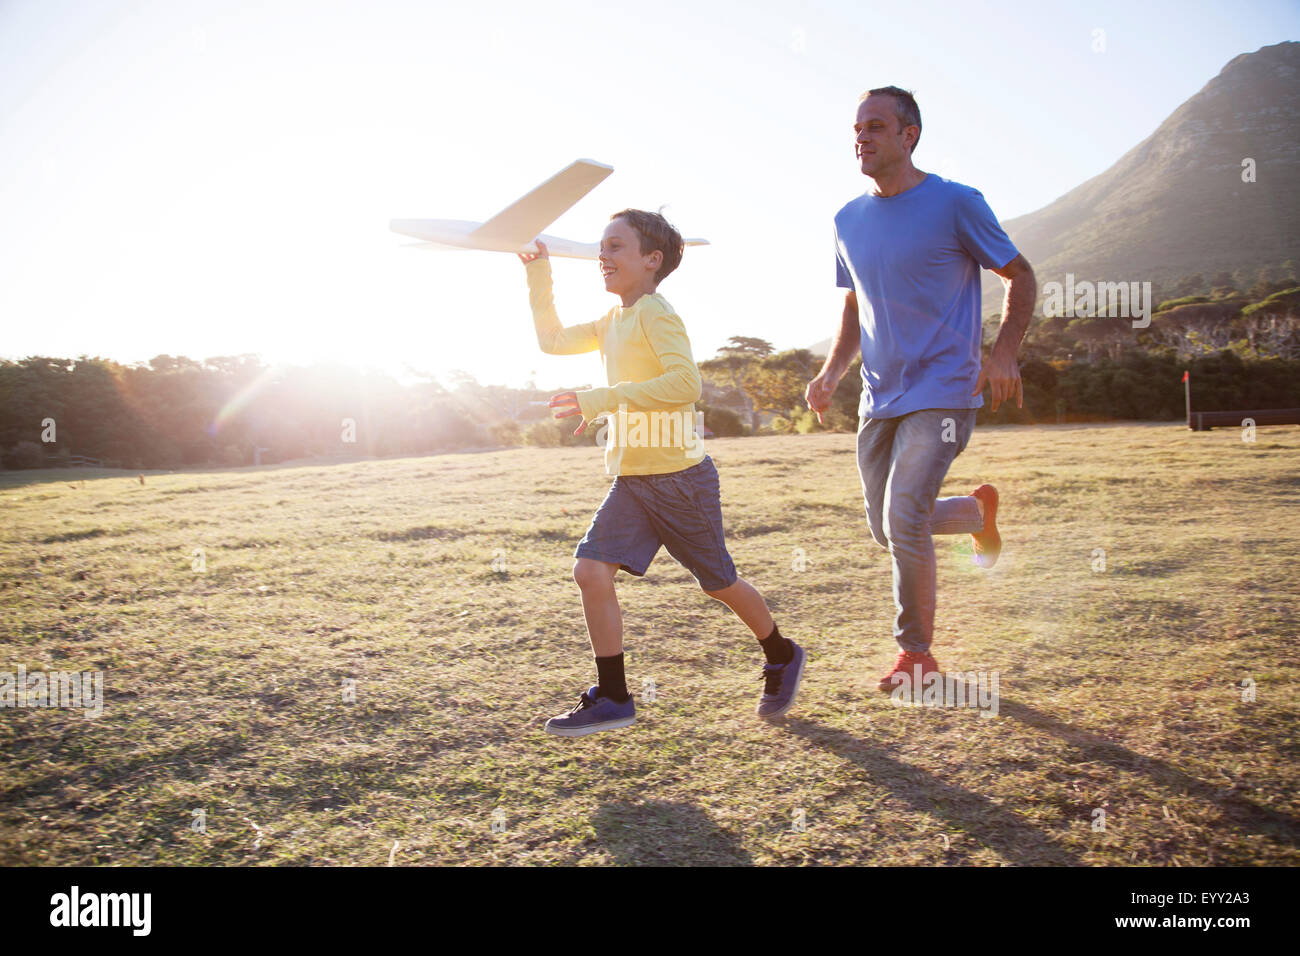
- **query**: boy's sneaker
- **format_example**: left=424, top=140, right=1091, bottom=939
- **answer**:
left=876, top=650, right=940, bottom=693
left=971, top=484, right=1001, bottom=568
left=544, top=684, right=635, bottom=737
left=757, top=641, right=806, bottom=719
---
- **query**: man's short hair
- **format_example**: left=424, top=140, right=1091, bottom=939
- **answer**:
left=610, top=207, right=684, bottom=283
left=860, top=86, right=922, bottom=153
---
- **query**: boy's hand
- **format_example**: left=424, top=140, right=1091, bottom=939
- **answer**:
left=549, top=390, right=589, bottom=436
left=517, top=239, right=549, bottom=264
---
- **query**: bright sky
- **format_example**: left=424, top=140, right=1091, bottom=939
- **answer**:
left=3, top=0, right=1297, bottom=390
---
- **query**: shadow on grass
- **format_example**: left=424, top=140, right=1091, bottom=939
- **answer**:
left=38, top=528, right=111, bottom=544
left=592, top=799, right=752, bottom=866
left=997, top=698, right=1300, bottom=846
left=0, top=734, right=252, bottom=809
left=782, top=718, right=1081, bottom=865
left=0, top=449, right=513, bottom=490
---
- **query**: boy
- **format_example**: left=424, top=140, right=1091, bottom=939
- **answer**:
left=518, top=208, right=804, bottom=736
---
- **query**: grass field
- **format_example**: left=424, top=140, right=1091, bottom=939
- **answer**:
left=2, top=421, right=1298, bottom=866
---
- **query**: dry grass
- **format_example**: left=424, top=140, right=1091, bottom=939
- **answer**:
left=1, top=421, right=1298, bottom=865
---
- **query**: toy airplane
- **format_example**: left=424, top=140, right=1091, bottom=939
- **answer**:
left=390, top=159, right=709, bottom=260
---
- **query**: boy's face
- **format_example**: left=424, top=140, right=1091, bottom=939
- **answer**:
left=599, top=218, right=661, bottom=297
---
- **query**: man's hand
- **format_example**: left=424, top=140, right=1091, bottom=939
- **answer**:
left=804, top=371, right=839, bottom=425
left=972, top=348, right=1023, bottom=412
left=517, top=239, right=549, bottom=264
left=549, top=390, right=589, bottom=436
left=804, top=290, right=860, bottom=425
left=978, top=253, right=1034, bottom=412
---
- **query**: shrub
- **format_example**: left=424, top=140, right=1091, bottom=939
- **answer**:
left=490, top=421, right=523, bottom=447
left=523, top=420, right=560, bottom=447
left=5, top=441, right=48, bottom=469
left=523, top=419, right=590, bottom=448
left=699, top=403, right=745, bottom=437
left=426, top=405, right=480, bottom=449
left=793, top=409, right=822, bottom=434
left=1156, top=295, right=1211, bottom=312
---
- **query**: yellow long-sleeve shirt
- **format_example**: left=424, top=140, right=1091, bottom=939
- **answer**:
left=525, top=257, right=704, bottom=476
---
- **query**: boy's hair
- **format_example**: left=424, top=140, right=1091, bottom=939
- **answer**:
left=860, top=85, right=922, bottom=153
left=610, top=207, right=684, bottom=283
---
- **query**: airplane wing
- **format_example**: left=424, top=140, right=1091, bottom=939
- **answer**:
left=397, top=233, right=711, bottom=260
left=468, top=159, right=614, bottom=246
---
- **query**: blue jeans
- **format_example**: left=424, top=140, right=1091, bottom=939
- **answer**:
left=856, top=407, right=983, bottom=653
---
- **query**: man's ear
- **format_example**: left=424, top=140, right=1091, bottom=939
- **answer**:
left=647, top=249, right=663, bottom=271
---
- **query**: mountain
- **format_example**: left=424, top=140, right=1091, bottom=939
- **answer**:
left=980, top=41, right=1300, bottom=316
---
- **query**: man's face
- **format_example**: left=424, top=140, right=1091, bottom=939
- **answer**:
left=854, top=95, right=915, bottom=177
left=599, top=217, right=659, bottom=297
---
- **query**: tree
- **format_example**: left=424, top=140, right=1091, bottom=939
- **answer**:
left=1239, top=288, right=1300, bottom=359
left=1170, top=274, right=1205, bottom=298
left=719, top=336, right=774, bottom=359
left=1150, top=301, right=1241, bottom=359
left=1065, top=316, right=1132, bottom=361
left=701, top=339, right=778, bottom=433
left=749, top=349, right=819, bottom=420
left=1249, top=265, right=1290, bottom=300
left=700, top=351, right=759, bottom=432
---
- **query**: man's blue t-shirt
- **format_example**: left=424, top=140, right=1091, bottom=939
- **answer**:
left=834, top=174, right=1019, bottom=418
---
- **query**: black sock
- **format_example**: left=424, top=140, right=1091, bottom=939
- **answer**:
left=595, top=653, right=630, bottom=703
left=759, top=624, right=793, bottom=666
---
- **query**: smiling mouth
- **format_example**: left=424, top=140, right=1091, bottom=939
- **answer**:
left=601, top=266, right=616, bottom=278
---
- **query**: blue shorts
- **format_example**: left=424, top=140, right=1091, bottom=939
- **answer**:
left=574, top=455, right=739, bottom=592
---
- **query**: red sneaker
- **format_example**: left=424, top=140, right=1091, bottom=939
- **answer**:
left=877, top=650, right=940, bottom=692
left=970, top=484, right=1000, bottom=569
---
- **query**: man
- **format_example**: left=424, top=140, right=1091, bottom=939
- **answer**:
left=804, top=86, right=1036, bottom=692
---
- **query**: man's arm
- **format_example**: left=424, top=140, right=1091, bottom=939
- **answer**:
left=804, top=289, right=861, bottom=420
left=974, top=253, right=1036, bottom=411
